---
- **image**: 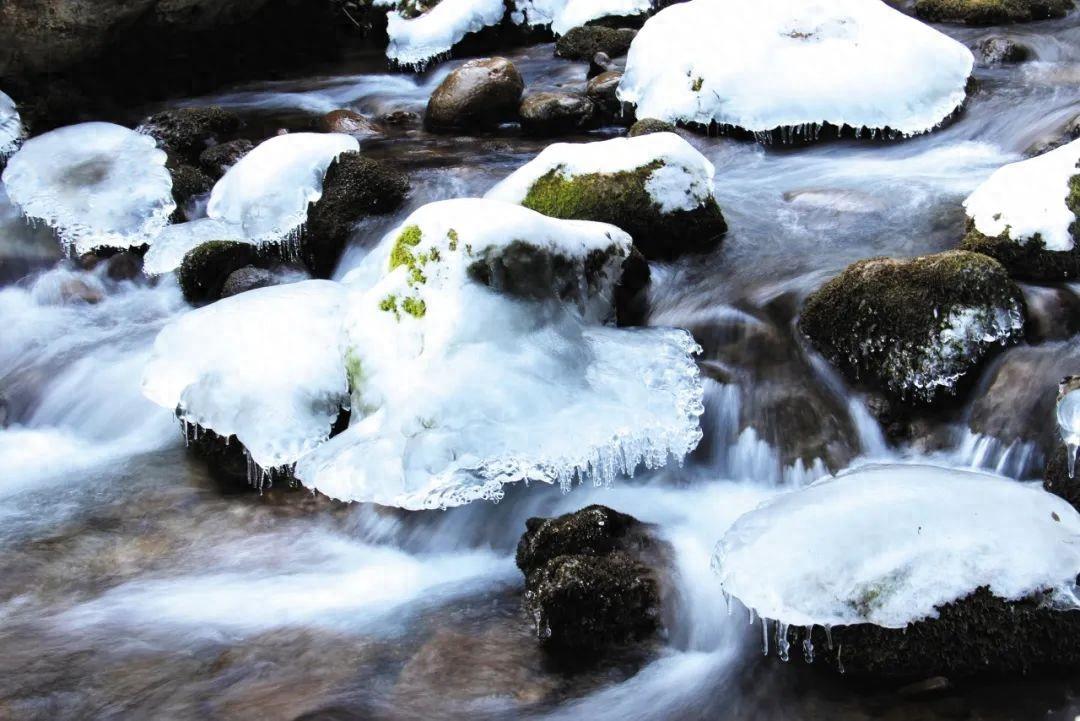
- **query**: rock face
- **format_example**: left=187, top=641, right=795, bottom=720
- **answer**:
left=424, top=57, right=525, bottom=132
left=915, top=0, right=1073, bottom=24
left=516, top=505, right=667, bottom=661
left=302, top=152, right=410, bottom=278
left=554, top=25, right=637, bottom=60
left=800, top=251, right=1025, bottom=405
left=139, top=107, right=242, bottom=163
left=178, top=240, right=256, bottom=305
left=519, top=92, right=598, bottom=136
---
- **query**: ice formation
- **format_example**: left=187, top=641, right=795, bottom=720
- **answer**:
left=295, top=198, right=705, bottom=509
left=964, top=138, right=1080, bottom=252
left=715, top=464, right=1080, bottom=629
left=512, top=0, right=653, bottom=35
left=206, top=132, right=358, bottom=246
left=617, top=0, right=974, bottom=138
left=386, top=0, right=507, bottom=67
left=142, top=280, right=350, bottom=469
left=1058, top=379, right=1080, bottom=478
left=0, top=90, right=24, bottom=159
left=142, top=219, right=248, bottom=276
left=485, top=132, right=718, bottom=215
left=1, top=122, right=175, bottom=254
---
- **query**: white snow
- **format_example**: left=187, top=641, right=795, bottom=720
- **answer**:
left=715, top=464, right=1080, bottom=629
left=294, top=198, right=705, bottom=509
left=617, top=0, right=974, bottom=138
left=386, top=0, right=507, bottom=67
left=206, top=132, right=358, bottom=245
left=964, top=138, right=1080, bottom=252
left=142, top=280, right=349, bottom=469
left=142, top=218, right=247, bottom=276
left=485, top=132, right=717, bottom=214
left=1, top=122, right=175, bottom=254
left=512, top=0, right=653, bottom=35
left=0, top=90, right=23, bottom=159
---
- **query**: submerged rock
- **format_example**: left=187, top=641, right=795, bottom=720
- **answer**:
left=799, top=250, right=1025, bottom=405
left=139, top=106, right=241, bottom=164
left=916, top=0, right=1073, bottom=25
left=424, top=57, right=524, bottom=132
left=178, top=240, right=256, bottom=305
left=587, top=51, right=616, bottom=79
left=516, top=505, right=667, bottom=661
left=319, top=109, right=382, bottom=138
left=486, top=132, right=726, bottom=260
left=302, top=152, right=410, bottom=278
left=519, top=92, right=598, bottom=136
left=554, top=25, right=637, bottom=60
left=199, top=138, right=254, bottom=179
left=105, top=251, right=144, bottom=282
left=960, top=138, right=1080, bottom=280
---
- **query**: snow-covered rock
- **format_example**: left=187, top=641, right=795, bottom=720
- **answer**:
left=142, top=219, right=247, bottom=277
left=617, top=0, right=974, bottom=139
left=386, top=0, right=507, bottom=68
left=295, top=198, right=704, bottom=509
left=485, top=132, right=725, bottom=259
left=716, top=464, right=1080, bottom=630
left=960, top=139, right=1080, bottom=279
left=1, top=122, right=176, bottom=255
left=0, top=90, right=23, bottom=160
left=512, top=0, right=653, bottom=35
left=142, top=280, right=350, bottom=469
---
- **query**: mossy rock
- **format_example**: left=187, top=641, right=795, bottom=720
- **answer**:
left=520, top=162, right=726, bottom=261
left=302, top=151, right=409, bottom=278
left=169, top=163, right=215, bottom=222
left=780, top=586, right=1080, bottom=678
left=198, top=138, right=253, bottom=180
left=799, top=250, right=1025, bottom=405
left=140, top=106, right=241, bottom=163
left=554, top=25, right=637, bottom=60
left=915, top=0, right=1073, bottom=24
left=628, top=118, right=676, bottom=137
left=178, top=240, right=256, bottom=305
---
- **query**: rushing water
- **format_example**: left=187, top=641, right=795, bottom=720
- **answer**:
left=2, top=9, right=1080, bottom=720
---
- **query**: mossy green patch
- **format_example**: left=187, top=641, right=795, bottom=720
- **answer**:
left=691, top=77, right=704, bottom=92
left=447, top=228, right=459, bottom=251
left=914, top=0, right=1071, bottom=24
left=344, top=349, right=364, bottom=391
left=379, top=293, right=400, bottom=320
left=390, top=225, right=423, bottom=270
left=402, top=296, right=427, bottom=318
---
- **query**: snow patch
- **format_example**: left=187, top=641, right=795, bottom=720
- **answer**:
left=512, top=0, right=653, bottom=35
left=964, top=138, right=1080, bottom=252
left=1, top=122, right=175, bottom=255
left=715, top=464, right=1080, bottom=629
left=386, top=0, right=507, bottom=68
left=485, top=132, right=717, bottom=214
left=617, top=0, right=974, bottom=138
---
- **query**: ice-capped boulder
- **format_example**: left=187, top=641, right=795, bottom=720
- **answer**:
left=799, top=250, right=1025, bottom=405
left=142, top=218, right=246, bottom=277
left=142, top=280, right=350, bottom=470
left=293, top=198, right=704, bottom=509
left=1, top=122, right=176, bottom=255
left=716, top=464, right=1080, bottom=677
left=960, top=139, right=1080, bottom=280
left=386, top=0, right=508, bottom=68
left=617, top=0, right=974, bottom=140
left=0, top=90, right=24, bottom=160
left=916, top=0, right=1073, bottom=25
left=486, top=132, right=725, bottom=259
left=512, top=0, right=654, bottom=35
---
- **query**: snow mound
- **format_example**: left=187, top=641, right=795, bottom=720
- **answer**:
left=512, top=0, right=653, bottom=35
left=294, top=198, right=705, bottom=509
left=386, top=0, right=507, bottom=68
left=485, top=132, right=717, bottom=214
left=0, top=90, right=24, bottom=159
left=618, top=0, right=974, bottom=138
left=1, top=122, right=175, bottom=254
left=142, top=218, right=247, bottom=276
left=142, top=280, right=349, bottom=469
left=207, top=132, right=358, bottom=246
left=964, top=139, right=1080, bottom=252
left=715, top=464, right=1080, bottom=629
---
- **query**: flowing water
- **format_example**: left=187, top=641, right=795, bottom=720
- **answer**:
left=2, top=9, right=1080, bottom=720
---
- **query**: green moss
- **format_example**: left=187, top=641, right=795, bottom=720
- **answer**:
left=402, top=296, right=427, bottom=318
left=914, top=0, right=1071, bottom=24
left=379, top=293, right=400, bottom=320
left=390, top=225, right=423, bottom=270
left=447, top=229, right=459, bottom=251
left=627, top=118, right=676, bottom=138
left=344, top=349, right=364, bottom=391
left=520, top=162, right=726, bottom=260
left=691, top=77, right=704, bottom=92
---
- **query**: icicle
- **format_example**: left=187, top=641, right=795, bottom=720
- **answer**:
left=1068, top=440, right=1078, bottom=479
left=761, top=617, right=770, bottom=657
left=824, top=624, right=834, bottom=650
left=777, top=621, right=790, bottom=662
left=836, top=644, right=845, bottom=674
left=748, top=606, right=756, bottom=626
left=802, top=634, right=815, bottom=664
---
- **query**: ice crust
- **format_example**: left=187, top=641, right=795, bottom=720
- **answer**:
left=511, top=0, right=653, bottom=35
left=715, top=464, right=1080, bottom=629
left=964, top=138, right=1080, bottom=252
left=1, top=122, right=175, bottom=254
left=485, top=132, right=718, bottom=215
left=0, top=90, right=23, bottom=159
left=617, top=0, right=974, bottom=138
left=386, top=0, right=507, bottom=67
left=142, top=219, right=248, bottom=276
left=142, top=280, right=350, bottom=469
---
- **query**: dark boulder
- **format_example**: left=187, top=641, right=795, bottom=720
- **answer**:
left=105, top=251, right=144, bottom=282
left=169, top=163, right=215, bottom=222
left=519, top=92, right=598, bottom=136
left=178, top=240, right=256, bottom=305
left=140, top=106, right=241, bottom=163
left=220, top=265, right=277, bottom=298
left=302, top=152, right=410, bottom=278
left=424, top=57, right=524, bottom=132
left=555, top=25, right=637, bottom=60
left=199, top=138, right=253, bottom=179
left=915, top=0, right=1073, bottom=24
